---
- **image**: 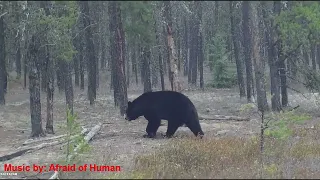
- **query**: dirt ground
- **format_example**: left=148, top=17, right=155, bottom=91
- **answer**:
left=0, top=71, right=319, bottom=179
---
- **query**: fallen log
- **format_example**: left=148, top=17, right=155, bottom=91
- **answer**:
left=67, top=123, right=102, bottom=162
left=22, top=127, right=88, bottom=146
left=199, top=114, right=250, bottom=121
left=0, top=128, right=90, bottom=162
left=0, top=148, right=32, bottom=162
left=49, top=122, right=102, bottom=180
left=0, top=140, right=63, bottom=162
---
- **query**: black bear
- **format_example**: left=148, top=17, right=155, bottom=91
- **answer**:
left=125, top=91, right=204, bottom=139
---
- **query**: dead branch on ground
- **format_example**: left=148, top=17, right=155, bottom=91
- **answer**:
left=0, top=128, right=89, bottom=162
left=199, top=114, right=250, bottom=121
left=22, top=127, right=88, bottom=146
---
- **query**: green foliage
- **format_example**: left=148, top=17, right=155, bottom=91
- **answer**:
left=121, top=1, right=156, bottom=46
left=28, top=1, right=78, bottom=62
left=303, top=70, right=320, bottom=93
left=264, top=110, right=312, bottom=140
left=275, top=2, right=320, bottom=54
left=62, top=109, right=90, bottom=163
left=209, top=33, right=237, bottom=88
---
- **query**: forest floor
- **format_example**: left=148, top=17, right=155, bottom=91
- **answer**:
left=1, top=71, right=320, bottom=179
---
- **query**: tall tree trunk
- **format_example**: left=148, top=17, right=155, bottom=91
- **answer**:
left=24, top=33, right=28, bottom=90
left=40, top=1, right=55, bottom=134
left=15, top=30, right=22, bottom=79
left=262, top=2, right=281, bottom=111
left=109, top=1, right=128, bottom=115
left=40, top=49, right=47, bottom=93
left=188, top=2, right=199, bottom=86
left=16, top=43, right=22, bottom=79
left=164, top=1, right=181, bottom=91
left=80, top=1, right=97, bottom=105
left=56, top=60, right=65, bottom=93
left=45, top=48, right=54, bottom=134
left=317, top=45, right=320, bottom=70
left=142, top=47, right=152, bottom=93
left=126, top=43, right=130, bottom=88
left=29, top=35, right=45, bottom=137
left=242, top=1, right=254, bottom=102
left=197, top=2, right=204, bottom=89
left=310, top=43, right=317, bottom=71
left=101, top=39, right=106, bottom=70
left=183, top=17, right=188, bottom=76
left=162, top=27, right=168, bottom=77
left=131, top=42, right=138, bottom=85
left=274, top=1, right=288, bottom=107
left=230, top=1, right=246, bottom=98
left=116, top=1, right=128, bottom=114
left=100, top=1, right=107, bottom=70
left=155, top=20, right=165, bottom=91
left=159, top=53, right=165, bottom=91
left=73, top=32, right=80, bottom=87
left=79, top=36, right=85, bottom=90
left=177, top=31, right=181, bottom=72
left=0, top=15, right=5, bottom=105
left=251, top=2, right=269, bottom=112
left=65, top=61, right=74, bottom=116
left=303, top=48, right=310, bottom=67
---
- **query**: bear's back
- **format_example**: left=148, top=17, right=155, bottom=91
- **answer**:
left=135, top=91, right=195, bottom=110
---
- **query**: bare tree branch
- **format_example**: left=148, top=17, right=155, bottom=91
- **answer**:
left=0, top=12, right=8, bottom=18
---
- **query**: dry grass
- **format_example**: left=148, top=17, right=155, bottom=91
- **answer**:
left=106, top=122, right=320, bottom=179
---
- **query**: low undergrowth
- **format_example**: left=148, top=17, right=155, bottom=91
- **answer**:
left=107, top=117, right=320, bottom=179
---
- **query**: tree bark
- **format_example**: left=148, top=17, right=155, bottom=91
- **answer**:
left=230, top=1, right=246, bottom=98
left=242, top=1, right=254, bottom=103
left=28, top=35, right=45, bottom=138
left=40, top=1, right=54, bottom=134
left=164, top=1, right=181, bottom=91
left=115, top=1, right=128, bottom=115
left=79, top=36, right=85, bottom=90
left=274, top=1, right=288, bottom=107
left=65, top=61, right=74, bottom=116
left=46, top=52, right=54, bottom=134
left=142, top=47, right=152, bottom=93
left=80, top=1, right=97, bottom=105
left=310, top=43, right=317, bottom=71
left=73, top=31, right=80, bottom=87
left=0, top=14, right=5, bottom=105
left=261, top=2, right=281, bottom=111
left=154, top=19, right=165, bottom=91
left=56, top=60, right=65, bottom=93
left=251, top=2, right=269, bottom=112
left=109, top=1, right=128, bottom=115
left=197, top=2, right=204, bottom=89
left=188, top=2, right=199, bottom=86
left=183, top=17, right=188, bottom=76
left=317, top=45, right=320, bottom=70
left=24, top=32, right=28, bottom=90
left=131, top=42, right=138, bottom=85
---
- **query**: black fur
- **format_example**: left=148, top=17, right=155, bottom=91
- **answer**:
left=125, top=91, right=204, bottom=139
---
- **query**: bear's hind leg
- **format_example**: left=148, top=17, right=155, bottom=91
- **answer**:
left=185, top=120, right=204, bottom=138
left=143, top=117, right=161, bottom=138
left=165, top=121, right=181, bottom=138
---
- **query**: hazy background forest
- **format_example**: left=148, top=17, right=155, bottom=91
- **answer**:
left=1, top=1, right=320, bottom=179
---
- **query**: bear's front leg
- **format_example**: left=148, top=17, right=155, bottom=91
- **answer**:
left=143, top=117, right=161, bottom=138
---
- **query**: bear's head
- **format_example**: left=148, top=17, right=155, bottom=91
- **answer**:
left=124, top=101, right=142, bottom=121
